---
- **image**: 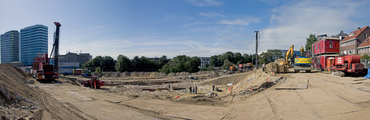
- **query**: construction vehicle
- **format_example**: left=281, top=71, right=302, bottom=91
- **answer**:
left=81, top=76, right=105, bottom=89
left=32, top=22, right=61, bottom=81
left=328, top=55, right=366, bottom=77
left=293, top=46, right=312, bottom=73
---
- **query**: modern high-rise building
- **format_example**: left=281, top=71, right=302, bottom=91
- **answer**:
left=0, top=30, right=19, bottom=63
left=20, top=24, right=48, bottom=66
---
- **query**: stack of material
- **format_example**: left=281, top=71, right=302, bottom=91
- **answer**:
left=264, top=62, right=277, bottom=73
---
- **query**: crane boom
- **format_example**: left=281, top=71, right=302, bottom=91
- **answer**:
left=53, top=22, right=61, bottom=73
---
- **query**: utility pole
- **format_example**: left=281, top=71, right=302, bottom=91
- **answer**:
left=254, top=31, right=259, bottom=69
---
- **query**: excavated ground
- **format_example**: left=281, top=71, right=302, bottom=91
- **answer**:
left=2, top=63, right=370, bottom=119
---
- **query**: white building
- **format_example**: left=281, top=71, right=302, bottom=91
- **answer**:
left=199, top=57, right=211, bottom=69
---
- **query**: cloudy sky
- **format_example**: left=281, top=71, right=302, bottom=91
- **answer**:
left=0, top=0, right=369, bottom=59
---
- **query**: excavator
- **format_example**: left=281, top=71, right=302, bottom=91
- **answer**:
left=277, top=45, right=312, bottom=73
left=293, top=46, right=312, bottom=73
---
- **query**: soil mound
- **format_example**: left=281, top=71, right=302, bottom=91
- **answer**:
left=112, top=73, right=120, bottom=77
left=167, top=73, right=176, bottom=77
left=0, top=64, right=44, bottom=119
left=120, top=72, right=130, bottom=77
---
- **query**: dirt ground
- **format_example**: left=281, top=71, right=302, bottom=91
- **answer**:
left=2, top=64, right=370, bottom=120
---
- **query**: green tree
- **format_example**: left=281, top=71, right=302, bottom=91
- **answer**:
left=235, top=52, right=242, bottom=64
left=115, top=55, right=132, bottom=72
left=221, top=59, right=234, bottom=70
left=259, top=52, right=274, bottom=64
left=159, top=55, right=169, bottom=65
left=95, top=67, right=102, bottom=74
left=159, top=55, right=200, bottom=73
left=305, top=34, right=317, bottom=52
left=361, top=54, right=370, bottom=60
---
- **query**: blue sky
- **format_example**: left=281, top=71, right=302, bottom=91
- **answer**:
left=1, top=0, right=370, bottom=59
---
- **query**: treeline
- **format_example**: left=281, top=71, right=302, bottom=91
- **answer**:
left=83, top=50, right=284, bottom=73
left=83, top=55, right=169, bottom=72
left=210, top=52, right=255, bottom=69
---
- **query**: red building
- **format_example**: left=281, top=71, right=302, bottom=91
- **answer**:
left=312, top=38, right=340, bottom=70
left=312, top=38, right=340, bottom=55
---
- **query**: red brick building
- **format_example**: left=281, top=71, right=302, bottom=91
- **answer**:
left=340, top=26, right=370, bottom=55
left=357, top=37, right=370, bottom=56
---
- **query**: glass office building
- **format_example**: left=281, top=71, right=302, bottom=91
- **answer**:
left=20, top=24, right=48, bottom=66
left=0, top=30, right=19, bottom=63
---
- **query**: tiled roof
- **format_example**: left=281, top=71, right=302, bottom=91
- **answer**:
left=341, top=26, right=369, bottom=42
left=358, top=37, right=370, bottom=48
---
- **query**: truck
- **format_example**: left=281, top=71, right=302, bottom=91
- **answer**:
left=293, top=46, right=312, bottom=73
left=328, top=55, right=366, bottom=77
left=32, top=22, right=61, bottom=81
left=81, top=76, right=105, bottom=89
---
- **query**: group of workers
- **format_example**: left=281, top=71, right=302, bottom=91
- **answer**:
left=189, top=86, right=198, bottom=94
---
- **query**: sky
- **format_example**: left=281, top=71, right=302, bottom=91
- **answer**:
left=1, top=0, right=370, bottom=59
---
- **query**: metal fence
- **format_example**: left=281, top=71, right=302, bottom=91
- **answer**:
left=361, top=59, right=370, bottom=68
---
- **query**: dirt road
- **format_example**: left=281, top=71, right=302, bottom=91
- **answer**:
left=39, top=71, right=370, bottom=120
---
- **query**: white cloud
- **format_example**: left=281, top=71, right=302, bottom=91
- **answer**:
left=218, top=17, right=260, bottom=25
left=259, top=0, right=370, bottom=51
left=198, top=11, right=224, bottom=17
left=186, top=0, right=222, bottom=6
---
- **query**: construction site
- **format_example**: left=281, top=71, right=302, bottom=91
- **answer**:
left=1, top=22, right=370, bottom=120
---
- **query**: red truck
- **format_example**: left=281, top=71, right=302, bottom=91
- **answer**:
left=328, top=55, right=366, bottom=77
left=81, top=76, right=105, bottom=89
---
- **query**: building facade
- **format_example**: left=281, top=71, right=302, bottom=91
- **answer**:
left=357, top=37, right=370, bottom=56
left=20, top=24, right=48, bottom=66
left=340, top=26, right=370, bottom=55
left=199, top=57, right=211, bottom=69
left=0, top=30, right=19, bottom=63
left=59, top=52, right=92, bottom=65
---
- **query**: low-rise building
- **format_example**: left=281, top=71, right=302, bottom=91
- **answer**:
left=59, top=52, right=92, bottom=65
left=340, top=26, right=370, bottom=55
left=199, top=57, right=211, bottom=69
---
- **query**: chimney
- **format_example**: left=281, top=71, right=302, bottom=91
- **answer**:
left=340, top=30, right=343, bottom=34
left=358, top=27, right=361, bottom=30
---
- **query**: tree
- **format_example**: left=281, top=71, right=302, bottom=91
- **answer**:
left=361, top=54, right=370, bottom=60
left=95, top=67, right=102, bottom=74
left=159, top=55, right=200, bottom=73
left=82, top=55, right=115, bottom=72
left=159, top=55, right=169, bottom=65
left=115, top=55, right=132, bottom=72
left=259, top=52, right=274, bottom=64
left=222, top=59, right=234, bottom=70
left=235, top=52, right=242, bottom=64
left=305, top=34, right=317, bottom=52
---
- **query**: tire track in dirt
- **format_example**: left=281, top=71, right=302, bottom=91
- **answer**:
left=42, top=95, right=86, bottom=120
left=295, top=91, right=322, bottom=120
left=105, top=100, right=192, bottom=120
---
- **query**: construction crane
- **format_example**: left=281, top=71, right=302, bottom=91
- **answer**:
left=32, top=22, right=61, bottom=81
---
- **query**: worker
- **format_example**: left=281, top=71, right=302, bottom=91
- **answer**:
left=212, top=84, right=215, bottom=91
left=189, top=87, right=192, bottom=93
left=192, top=86, right=195, bottom=94
left=195, top=86, right=198, bottom=94
left=168, top=84, right=170, bottom=90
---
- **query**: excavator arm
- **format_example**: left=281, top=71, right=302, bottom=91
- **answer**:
left=300, top=46, right=305, bottom=56
left=284, top=45, right=294, bottom=65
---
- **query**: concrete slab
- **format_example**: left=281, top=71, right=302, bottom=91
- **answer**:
left=275, top=78, right=308, bottom=90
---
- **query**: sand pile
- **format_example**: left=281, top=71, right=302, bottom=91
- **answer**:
left=178, top=72, right=190, bottom=76
left=167, top=73, right=176, bottom=77
left=112, top=73, right=120, bottom=77
left=120, top=72, right=130, bottom=77
left=0, top=64, right=46, bottom=119
left=104, top=73, right=112, bottom=77
left=149, top=72, right=167, bottom=77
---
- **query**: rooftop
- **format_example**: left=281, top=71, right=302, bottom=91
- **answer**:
left=341, top=26, right=369, bottom=42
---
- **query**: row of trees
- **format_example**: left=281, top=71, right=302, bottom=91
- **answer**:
left=83, top=55, right=169, bottom=72
left=115, top=55, right=169, bottom=72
